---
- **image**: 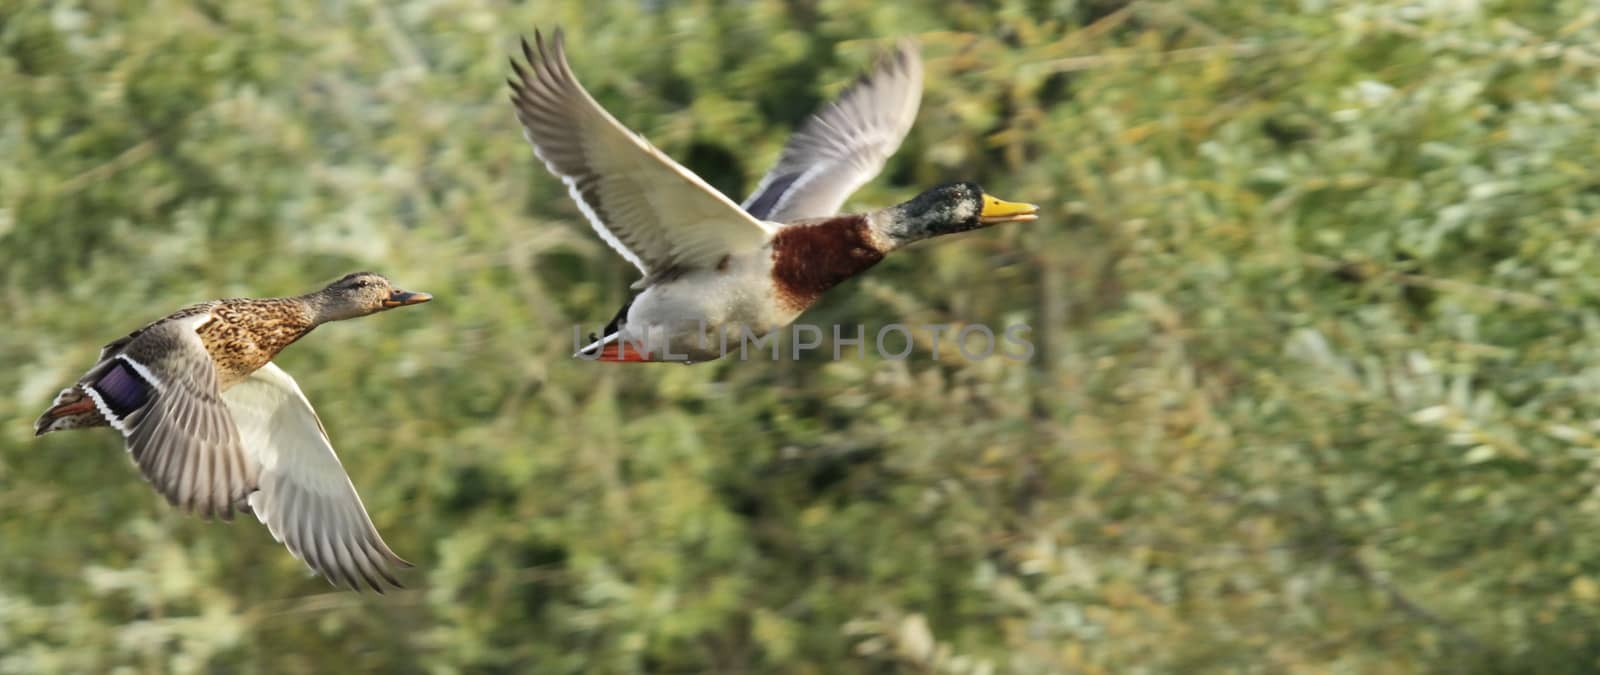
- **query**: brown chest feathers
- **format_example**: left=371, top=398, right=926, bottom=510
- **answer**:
left=198, top=298, right=315, bottom=386
left=769, top=215, right=887, bottom=313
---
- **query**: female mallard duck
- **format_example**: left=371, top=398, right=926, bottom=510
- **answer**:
left=508, top=29, right=1039, bottom=363
left=33, top=272, right=432, bottom=592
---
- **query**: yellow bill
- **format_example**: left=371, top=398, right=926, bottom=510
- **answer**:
left=979, top=194, right=1040, bottom=225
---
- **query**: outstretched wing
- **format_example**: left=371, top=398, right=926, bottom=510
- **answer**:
left=509, top=29, right=775, bottom=285
left=224, top=363, right=412, bottom=592
left=742, top=40, right=923, bottom=223
left=83, top=313, right=259, bottom=519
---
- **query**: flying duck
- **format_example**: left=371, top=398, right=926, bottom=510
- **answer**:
left=508, top=29, right=1039, bottom=363
left=34, top=272, right=432, bottom=592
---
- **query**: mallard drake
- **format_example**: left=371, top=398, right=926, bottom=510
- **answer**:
left=33, top=272, right=432, bottom=592
left=508, top=29, right=1039, bottom=363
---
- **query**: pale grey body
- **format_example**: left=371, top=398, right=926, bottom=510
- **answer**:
left=511, top=31, right=925, bottom=363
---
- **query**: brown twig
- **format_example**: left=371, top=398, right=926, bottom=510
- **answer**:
left=55, top=139, right=158, bottom=195
left=1027, top=43, right=1268, bottom=75
left=1302, top=254, right=1556, bottom=310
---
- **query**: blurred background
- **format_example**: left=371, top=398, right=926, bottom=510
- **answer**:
left=5, top=0, right=1600, bottom=672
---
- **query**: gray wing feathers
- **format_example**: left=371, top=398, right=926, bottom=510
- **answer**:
left=247, top=474, right=408, bottom=592
left=508, top=29, right=773, bottom=281
left=100, top=317, right=258, bottom=520
left=743, top=41, right=924, bottom=222
left=227, top=364, right=411, bottom=592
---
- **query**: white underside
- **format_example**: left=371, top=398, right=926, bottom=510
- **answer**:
left=601, top=246, right=804, bottom=362
left=222, top=362, right=404, bottom=583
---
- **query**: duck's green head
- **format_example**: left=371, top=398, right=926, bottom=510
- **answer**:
left=310, top=271, right=432, bottom=322
left=877, top=182, right=1038, bottom=247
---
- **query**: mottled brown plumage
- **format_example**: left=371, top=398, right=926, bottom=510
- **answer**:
left=33, top=272, right=431, bottom=593
left=769, top=215, right=887, bottom=313
left=41, top=298, right=322, bottom=435
left=197, top=298, right=316, bottom=387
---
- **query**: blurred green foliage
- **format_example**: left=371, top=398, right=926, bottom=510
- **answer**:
left=5, top=0, right=1600, bottom=672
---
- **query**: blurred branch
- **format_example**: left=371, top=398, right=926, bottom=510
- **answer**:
left=1026, top=42, right=1269, bottom=75
left=244, top=589, right=426, bottom=625
left=374, top=2, right=430, bottom=73
left=1140, top=3, right=1230, bottom=45
left=1062, top=3, right=1138, bottom=45
left=1344, top=549, right=1484, bottom=652
left=54, top=95, right=234, bottom=196
left=1302, top=254, right=1556, bottom=310
left=1299, top=450, right=1486, bottom=655
left=1120, top=448, right=1486, bottom=653
left=56, top=140, right=158, bottom=196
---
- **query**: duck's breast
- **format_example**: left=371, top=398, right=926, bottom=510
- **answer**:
left=198, top=299, right=315, bottom=388
left=767, top=215, right=887, bottom=314
left=630, top=251, right=793, bottom=334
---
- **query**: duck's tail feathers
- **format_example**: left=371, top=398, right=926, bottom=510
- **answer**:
left=595, top=341, right=652, bottom=362
left=34, top=386, right=109, bottom=436
left=575, top=332, right=654, bottom=363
